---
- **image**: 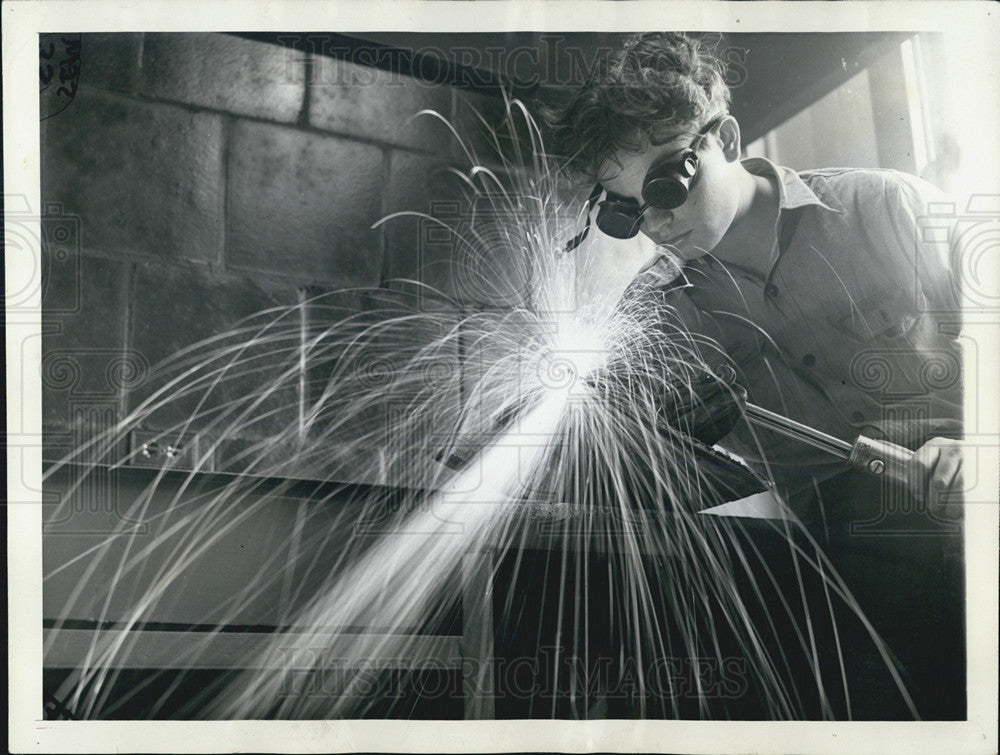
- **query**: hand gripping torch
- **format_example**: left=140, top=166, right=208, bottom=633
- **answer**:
left=744, top=403, right=914, bottom=485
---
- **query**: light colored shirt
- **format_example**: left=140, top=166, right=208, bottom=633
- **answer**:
left=633, top=158, right=963, bottom=504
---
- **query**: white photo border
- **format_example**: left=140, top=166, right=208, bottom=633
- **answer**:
left=5, top=1, right=998, bottom=752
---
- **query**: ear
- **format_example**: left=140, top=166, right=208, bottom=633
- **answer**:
left=716, top=116, right=742, bottom=162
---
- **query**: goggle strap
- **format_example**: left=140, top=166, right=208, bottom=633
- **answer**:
left=561, top=183, right=605, bottom=254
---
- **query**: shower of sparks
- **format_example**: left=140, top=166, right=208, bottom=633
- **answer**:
left=42, top=94, right=916, bottom=721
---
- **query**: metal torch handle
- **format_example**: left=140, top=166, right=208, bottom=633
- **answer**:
left=744, top=404, right=915, bottom=487
left=848, top=435, right=914, bottom=486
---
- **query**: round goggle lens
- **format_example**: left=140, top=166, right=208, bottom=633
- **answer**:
left=642, top=177, right=688, bottom=210
left=642, top=153, right=699, bottom=209
left=595, top=203, right=642, bottom=239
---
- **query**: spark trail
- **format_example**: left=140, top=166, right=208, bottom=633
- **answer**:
left=42, top=94, right=917, bottom=721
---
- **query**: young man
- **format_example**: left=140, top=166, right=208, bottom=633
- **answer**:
left=548, top=31, right=964, bottom=514
left=546, top=32, right=965, bottom=718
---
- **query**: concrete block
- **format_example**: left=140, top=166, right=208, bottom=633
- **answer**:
left=383, top=151, right=466, bottom=300
left=80, top=32, right=142, bottom=93
left=452, top=89, right=549, bottom=173
left=309, top=55, right=453, bottom=153
left=226, top=120, right=384, bottom=287
left=451, top=89, right=510, bottom=165
left=41, top=251, right=131, bottom=429
left=127, top=263, right=301, bottom=441
left=141, top=33, right=305, bottom=123
left=40, top=90, right=224, bottom=264
left=384, top=150, right=531, bottom=308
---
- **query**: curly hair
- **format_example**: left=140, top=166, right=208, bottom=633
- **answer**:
left=542, top=33, right=732, bottom=179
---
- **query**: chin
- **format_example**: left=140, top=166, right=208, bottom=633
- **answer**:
left=677, top=240, right=713, bottom=262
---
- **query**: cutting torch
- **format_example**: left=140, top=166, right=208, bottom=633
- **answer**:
left=744, top=402, right=915, bottom=485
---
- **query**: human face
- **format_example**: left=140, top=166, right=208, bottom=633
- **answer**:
left=597, top=118, right=743, bottom=261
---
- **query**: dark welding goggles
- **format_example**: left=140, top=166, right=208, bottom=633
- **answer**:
left=563, top=118, right=722, bottom=252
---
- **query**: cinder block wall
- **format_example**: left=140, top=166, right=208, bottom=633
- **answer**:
left=40, top=32, right=514, bottom=484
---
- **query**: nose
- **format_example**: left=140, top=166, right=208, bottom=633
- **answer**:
left=640, top=207, right=676, bottom=243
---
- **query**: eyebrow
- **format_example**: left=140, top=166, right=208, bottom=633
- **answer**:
left=602, top=142, right=693, bottom=204
left=648, top=134, right=705, bottom=169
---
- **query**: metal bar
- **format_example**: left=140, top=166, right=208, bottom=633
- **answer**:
left=744, top=403, right=854, bottom=459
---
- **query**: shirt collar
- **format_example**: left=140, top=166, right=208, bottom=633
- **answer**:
left=741, top=157, right=844, bottom=214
